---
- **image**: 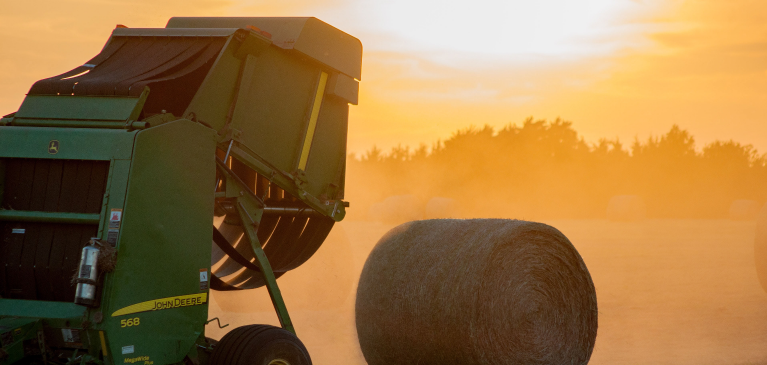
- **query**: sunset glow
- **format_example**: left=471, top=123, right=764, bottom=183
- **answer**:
left=0, top=0, right=764, bottom=154
left=1, top=3, right=766, bottom=364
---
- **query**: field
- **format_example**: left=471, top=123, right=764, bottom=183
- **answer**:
left=207, top=219, right=767, bottom=364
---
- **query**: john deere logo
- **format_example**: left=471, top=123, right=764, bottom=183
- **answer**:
left=48, top=140, right=59, bottom=154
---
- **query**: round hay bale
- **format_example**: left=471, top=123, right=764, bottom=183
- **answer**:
left=355, top=219, right=598, bottom=365
left=211, top=226, right=354, bottom=312
left=368, top=195, right=423, bottom=224
left=425, top=197, right=461, bottom=219
left=606, top=195, right=646, bottom=221
left=729, top=199, right=760, bottom=220
left=754, top=203, right=767, bottom=293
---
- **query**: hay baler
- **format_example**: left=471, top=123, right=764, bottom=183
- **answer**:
left=0, top=17, right=361, bottom=365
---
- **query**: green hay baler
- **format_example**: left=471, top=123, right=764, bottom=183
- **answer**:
left=0, top=17, right=361, bottom=365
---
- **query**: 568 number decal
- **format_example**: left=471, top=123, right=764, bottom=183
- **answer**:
left=120, top=317, right=140, bottom=328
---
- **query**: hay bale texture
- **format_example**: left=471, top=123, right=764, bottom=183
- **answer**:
left=755, top=203, right=767, bottom=293
left=355, top=219, right=598, bottom=365
left=368, top=195, right=423, bottom=224
left=425, top=197, right=461, bottom=219
left=606, top=195, right=646, bottom=221
left=730, top=199, right=760, bottom=220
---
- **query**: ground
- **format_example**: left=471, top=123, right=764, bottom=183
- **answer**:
left=206, top=219, right=767, bottom=365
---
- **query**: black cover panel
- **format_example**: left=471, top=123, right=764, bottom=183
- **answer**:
left=0, top=158, right=109, bottom=301
left=28, top=35, right=227, bottom=117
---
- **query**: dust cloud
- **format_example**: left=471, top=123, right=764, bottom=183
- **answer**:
left=207, top=219, right=767, bottom=364
left=208, top=120, right=767, bottom=364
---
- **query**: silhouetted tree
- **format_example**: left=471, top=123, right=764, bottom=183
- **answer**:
left=346, top=119, right=767, bottom=219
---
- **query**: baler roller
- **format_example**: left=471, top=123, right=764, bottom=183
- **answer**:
left=210, top=216, right=333, bottom=290
left=210, top=155, right=335, bottom=290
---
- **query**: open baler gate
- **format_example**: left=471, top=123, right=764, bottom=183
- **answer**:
left=11, top=17, right=360, bottom=289
left=0, top=17, right=360, bottom=365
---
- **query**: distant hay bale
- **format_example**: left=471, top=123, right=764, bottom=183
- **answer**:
left=368, top=195, right=423, bottom=224
left=729, top=199, right=760, bottom=220
left=355, top=219, right=598, bottom=365
left=425, top=197, right=461, bottom=219
left=606, top=195, right=646, bottom=221
left=754, top=203, right=767, bottom=293
left=211, top=226, right=353, bottom=312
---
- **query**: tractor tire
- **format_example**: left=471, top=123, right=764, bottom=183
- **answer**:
left=210, top=325, right=312, bottom=365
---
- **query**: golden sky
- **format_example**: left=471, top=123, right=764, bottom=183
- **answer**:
left=1, top=0, right=765, bottom=154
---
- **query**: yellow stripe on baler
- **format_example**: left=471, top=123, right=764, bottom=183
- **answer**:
left=99, top=331, right=108, bottom=356
left=298, top=71, right=329, bottom=171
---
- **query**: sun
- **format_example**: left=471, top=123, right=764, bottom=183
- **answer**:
left=352, top=0, right=666, bottom=57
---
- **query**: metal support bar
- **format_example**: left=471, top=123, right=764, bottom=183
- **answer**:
left=8, top=120, right=148, bottom=129
left=262, top=206, right=322, bottom=217
left=0, top=210, right=101, bottom=224
left=227, top=144, right=347, bottom=220
left=214, top=140, right=235, bottom=192
left=215, top=156, right=265, bottom=206
left=205, top=317, right=229, bottom=329
left=236, top=201, right=295, bottom=335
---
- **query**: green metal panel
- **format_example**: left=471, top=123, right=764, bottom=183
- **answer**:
left=165, top=17, right=363, bottom=81
left=183, top=36, right=241, bottom=131
left=303, top=95, right=349, bottom=200
left=8, top=120, right=149, bottom=129
left=0, top=126, right=137, bottom=160
left=0, top=317, right=41, bottom=364
left=15, top=93, right=147, bottom=121
left=229, top=46, right=320, bottom=173
left=102, top=119, right=216, bottom=364
left=292, top=18, right=363, bottom=80
left=328, top=72, right=359, bottom=105
left=0, top=299, right=86, bottom=319
left=0, top=210, right=100, bottom=224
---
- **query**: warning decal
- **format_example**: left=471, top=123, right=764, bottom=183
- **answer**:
left=107, top=208, right=123, bottom=246
left=199, top=269, right=209, bottom=291
left=109, top=209, right=123, bottom=229
left=107, top=230, right=119, bottom=246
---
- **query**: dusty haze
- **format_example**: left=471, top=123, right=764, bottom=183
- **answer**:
left=206, top=220, right=767, bottom=364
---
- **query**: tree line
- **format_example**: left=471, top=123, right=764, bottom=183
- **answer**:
left=345, top=118, right=767, bottom=219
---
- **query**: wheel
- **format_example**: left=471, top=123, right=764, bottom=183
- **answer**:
left=210, top=325, right=312, bottom=365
